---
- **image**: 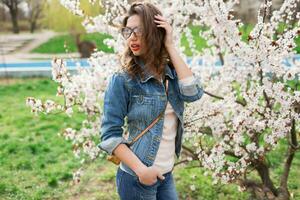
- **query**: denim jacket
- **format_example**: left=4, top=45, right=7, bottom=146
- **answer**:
left=98, top=60, right=204, bottom=176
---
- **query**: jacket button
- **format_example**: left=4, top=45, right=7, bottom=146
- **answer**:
left=154, top=136, right=160, bottom=142
left=160, top=96, right=166, bottom=100
left=147, top=156, right=154, bottom=160
left=138, top=95, right=143, bottom=103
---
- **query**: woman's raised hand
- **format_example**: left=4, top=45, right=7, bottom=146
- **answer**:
left=154, top=14, right=174, bottom=49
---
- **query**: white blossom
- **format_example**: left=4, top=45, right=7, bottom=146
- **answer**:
left=26, top=0, right=300, bottom=185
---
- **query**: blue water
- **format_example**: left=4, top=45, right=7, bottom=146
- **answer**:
left=0, top=59, right=90, bottom=68
left=1, top=55, right=299, bottom=68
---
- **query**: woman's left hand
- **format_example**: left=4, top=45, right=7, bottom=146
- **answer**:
left=154, top=15, right=174, bottom=49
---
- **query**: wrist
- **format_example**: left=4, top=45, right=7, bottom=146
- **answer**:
left=134, top=164, right=147, bottom=177
left=165, top=43, right=175, bottom=51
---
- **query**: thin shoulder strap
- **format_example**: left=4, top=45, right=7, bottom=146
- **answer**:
left=129, top=79, right=169, bottom=146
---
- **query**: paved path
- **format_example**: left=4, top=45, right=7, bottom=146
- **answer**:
left=0, top=30, right=80, bottom=62
left=1, top=52, right=80, bottom=63
left=0, top=30, right=56, bottom=54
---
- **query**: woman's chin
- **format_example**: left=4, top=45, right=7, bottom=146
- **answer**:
left=133, top=52, right=141, bottom=56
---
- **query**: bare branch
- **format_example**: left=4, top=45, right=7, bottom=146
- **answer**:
left=280, top=118, right=299, bottom=191
left=182, top=144, right=198, bottom=160
left=174, top=159, right=189, bottom=167
left=204, top=90, right=247, bottom=106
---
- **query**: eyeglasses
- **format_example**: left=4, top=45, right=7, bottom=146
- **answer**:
left=121, top=26, right=143, bottom=39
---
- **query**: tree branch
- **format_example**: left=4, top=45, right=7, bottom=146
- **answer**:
left=253, top=159, right=278, bottom=196
left=182, top=144, right=198, bottom=160
left=280, top=118, right=299, bottom=192
left=174, top=159, right=189, bottom=167
left=257, top=0, right=270, bottom=38
left=204, top=90, right=247, bottom=106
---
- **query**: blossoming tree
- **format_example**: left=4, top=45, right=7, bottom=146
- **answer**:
left=26, top=0, right=300, bottom=199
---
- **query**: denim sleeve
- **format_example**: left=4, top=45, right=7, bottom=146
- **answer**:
left=98, top=73, right=130, bottom=155
left=177, top=74, right=204, bottom=103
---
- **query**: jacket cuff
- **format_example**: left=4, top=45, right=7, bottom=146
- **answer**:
left=98, top=137, right=130, bottom=156
left=178, top=75, right=200, bottom=96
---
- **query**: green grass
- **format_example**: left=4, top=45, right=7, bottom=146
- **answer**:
left=0, top=78, right=299, bottom=199
left=0, top=77, right=104, bottom=199
left=174, top=165, right=249, bottom=200
left=31, top=33, right=114, bottom=54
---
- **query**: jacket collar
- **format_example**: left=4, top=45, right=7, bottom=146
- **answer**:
left=134, top=57, right=174, bottom=83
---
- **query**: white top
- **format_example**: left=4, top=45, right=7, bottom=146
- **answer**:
left=152, top=100, right=178, bottom=174
left=120, top=75, right=196, bottom=175
left=153, top=75, right=196, bottom=174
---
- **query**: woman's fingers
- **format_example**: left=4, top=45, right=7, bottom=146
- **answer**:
left=154, top=19, right=170, bottom=29
left=154, top=14, right=166, bottom=21
left=154, top=19, right=166, bottom=24
left=153, top=14, right=174, bottom=46
left=154, top=15, right=169, bottom=24
left=155, top=168, right=165, bottom=180
left=157, top=24, right=167, bottom=28
left=157, top=173, right=165, bottom=180
left=150, top=166, right=165, bottom=181
left=154, top=20, right=168, bottom=28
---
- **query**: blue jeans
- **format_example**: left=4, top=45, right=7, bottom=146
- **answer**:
left=116, top=167, right=179, bottom=200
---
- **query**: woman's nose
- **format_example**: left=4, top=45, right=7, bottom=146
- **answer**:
left=128, top=32, right=138, bottom=41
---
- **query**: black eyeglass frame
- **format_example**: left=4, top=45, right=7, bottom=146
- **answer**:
left=121, top=26, right=143, bottom=39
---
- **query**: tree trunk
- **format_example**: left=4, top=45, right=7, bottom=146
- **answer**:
left=242, top=179, right=290, bottom=200
left=255, top=161, right=278, bottom=196
left=250, top=191, right=289, bottom=200
left=30, top=21, right=36, bottom=33
left=9, top=7, right=19, bottom=33
left=241, top=160, right=281, bottom=200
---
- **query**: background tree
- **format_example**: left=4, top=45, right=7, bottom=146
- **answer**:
left=0, top=0, right=24, bottom=33
left=25, top=0, right=45, bottom=33
left=41, top=0, right=103, bottom=33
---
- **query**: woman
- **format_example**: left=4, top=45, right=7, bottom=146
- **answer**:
left=98, top=2, right=203, bottom=200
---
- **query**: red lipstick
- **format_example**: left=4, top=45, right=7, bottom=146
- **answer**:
left=131, top=44, right=140, bottom=51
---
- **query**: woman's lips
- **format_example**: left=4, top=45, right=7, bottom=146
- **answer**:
left=131, top=44, right=140, bottom=51
left=131, top=47, right=140, bottom=51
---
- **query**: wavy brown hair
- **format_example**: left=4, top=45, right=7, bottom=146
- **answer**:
left=120, top=2, right=171, bottom=80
